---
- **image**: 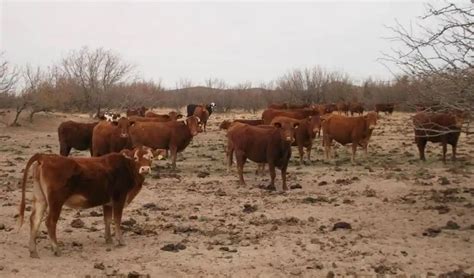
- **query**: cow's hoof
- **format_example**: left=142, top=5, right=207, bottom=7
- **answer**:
left=30, top=251, right=40, bottom=259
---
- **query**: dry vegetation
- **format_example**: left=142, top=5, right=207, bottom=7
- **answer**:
left=0, top=110, right=473, bottom=277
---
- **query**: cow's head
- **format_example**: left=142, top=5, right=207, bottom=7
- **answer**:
left=219, top=120, right=231, bottom=130
left=308, top=115, right=322, bottom=137
left=112, top=117, right=135, bottom=138
left=273, top=121, right=299, bottom=143
left=365, top=112, right=378, bottom=130
left=185, top=116, right=203, bottom=136
left=121, top=146, right=155, bottom=174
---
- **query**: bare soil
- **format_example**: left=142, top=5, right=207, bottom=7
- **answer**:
left=0, top=111, right=473, bottom=277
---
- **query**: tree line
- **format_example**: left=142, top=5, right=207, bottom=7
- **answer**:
left=0, top=1, right=471, bottom=126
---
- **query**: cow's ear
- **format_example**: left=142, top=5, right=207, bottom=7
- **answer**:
left=177, top=114, right=183, bottom=119
left=293, top=123, right=300, bottom=129
left=129, top=121, right=136, bottom=126
left=121, top=150, right=133, bottom=159
left=273, top=122, right=282, bottom=128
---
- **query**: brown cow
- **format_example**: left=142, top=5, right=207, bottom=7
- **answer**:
left=375, top=103, right=395, bottom=115
left=336, top=102, right=349, bottom=115
left=126, top=106, right=147, bottom=117
left=129, top=116, right=202, bottom=169
left=268, top=103, right=310, bottom=109
left=262, top=108, right=319, bottom=125
left=144, top=111, right=183, bottom=121
left=219, top=119, right=263, bottom=130
left=226, top=121, right=299, bottom=191
left=18, top=146, right=154, bottom=258
left=271, top=115, right=321, bottom=164
left=193, top=105, right=210, bottom=132
left=57, top=121, right=98, bottom=156
left=325, top=103, right=337, bottom=114
left=413, top=112, right=465, bottom=162
left=349, top=102, right=364, bottom=116
left=322, top=112, right=378, bottom=163
left=92, top=118, right=135, bottom=157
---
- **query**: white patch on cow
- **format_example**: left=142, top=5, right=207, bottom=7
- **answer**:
left=144, top=150, right=153, bottom=160
left=139, top=166, right=151, bottom=174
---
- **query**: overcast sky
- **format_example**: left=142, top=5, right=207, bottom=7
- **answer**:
left=1, top=1, right=429, bottom=87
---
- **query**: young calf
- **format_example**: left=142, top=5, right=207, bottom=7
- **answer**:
left=18, top=146, right=154, bottom=258
left=226, top=121, right=299, bottom=191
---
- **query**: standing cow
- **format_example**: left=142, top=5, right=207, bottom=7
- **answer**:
left=187, top=102, right=216, bottom=117
left=226, top=121, right=299, bottom=191
left=92, top=118, right=135, bottom=156
left=57, top=121, right=98, bottom=156
left=413, top=112, right=465, bottom=162
left=322, top=112, right=378, bottom=163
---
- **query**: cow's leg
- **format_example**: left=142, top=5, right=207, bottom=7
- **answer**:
left=59, top=143, right=71, bottom=156
left=351, top=143, right=357, bottom=164
left=45, top=200, right=63, bottom=256
left=170, top=146, right=178, bottom=169
left=235, top=150, right=246, bottom=185
left=416, top=139, right=427, bottom=161
left=324, top=138, right=332, bottom=160
left=306, top=143, right=312, bottom=163
left=452, top=143, right=457, bottom=161
left=298, top=144, right=304, bottom=165
left=442, top=141, right=447, bottom=163
left=268, top=163, right=277, bottom=191
left=226, top=141, right=234, bottom=172
left=29, top=195, right=46, bottom=258
left=281, top=165, right=288, bottom=191
left=103, top=205, right=113, bottom=244
left=112, top=197, right=126, bottom=246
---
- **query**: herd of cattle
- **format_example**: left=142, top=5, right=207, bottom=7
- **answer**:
left=17, top=101, right=466, bottom=258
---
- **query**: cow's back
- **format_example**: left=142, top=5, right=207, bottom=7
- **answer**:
left=323, top=115, right=367, bottom=145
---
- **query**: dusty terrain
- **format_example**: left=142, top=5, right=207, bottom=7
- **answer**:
left=0, top=110, right=473, bottom=277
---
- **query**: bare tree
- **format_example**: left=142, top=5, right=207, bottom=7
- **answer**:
left=0, top=52, right=19, bottom=94
left=60, top=46, right=134, bottom=115
left=204, top=77, right=227, bottom=89
left=382, top=2, right=474, bottom=114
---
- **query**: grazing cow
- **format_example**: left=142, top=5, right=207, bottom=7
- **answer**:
left=186, top=103, right=216, bottom=117
left=271, top=115, right=321, bottom=164
left=322, top=112, right=378, bottom=163
left=193, top=106, right=210, bottom=132
left=349, top=102, right=364, bottom=116
left=375, top=103, right=395, bottom=115
left=57, top=121, right=98, bottom=156
left=129, top=116, right=203, bottom=168
left=262, top=108, right=319, bottom=125
left=126, top=106, right=147, bottom=117
left=144, top=111, right=183, bottom=120
left=18, top=146, right=154, bottom=258
left=226, top=121, right=299, bottom=191
left=92, top=118, right=135, bottom=156
left=219, top=119, right=263, bottom=130
left=336, top=102, right=350, bottom=115
left=413, top=112, right=465, bottom=162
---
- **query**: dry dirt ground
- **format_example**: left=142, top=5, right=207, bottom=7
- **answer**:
left=0, top=110, right=473, bottom=277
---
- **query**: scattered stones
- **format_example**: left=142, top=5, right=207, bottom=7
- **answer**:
left=219, top=246, right=237, bottom=253
left=438, top=269, right=474, bottom=278
left=161, top=243, right=186, bottom=252
left=318, top=181, right=328, bottom=186
left=243, top=204, right=258, bottom=213
left=89, top=211, right=102, bottom=217
left=326, top=271, right=335, bottom=278
left=0, top=224, right=5, bottom=230
left=197, top=171, right=210, bottom=178
left=70, top=219, right=85, bottom=229
left=121, top=218, right=137, bottom=227
left=332, top=222, right=352, bottom=231
left=443, top=220, right=460, bottom=230
left=94, top=262, right=105, bottom=270
left=422, top=228, right=441, bottom=237
left=438, top=176, right=450, bottom=185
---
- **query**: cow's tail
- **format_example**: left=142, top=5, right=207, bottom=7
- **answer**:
left=18, top=153, right=41, bottom=231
